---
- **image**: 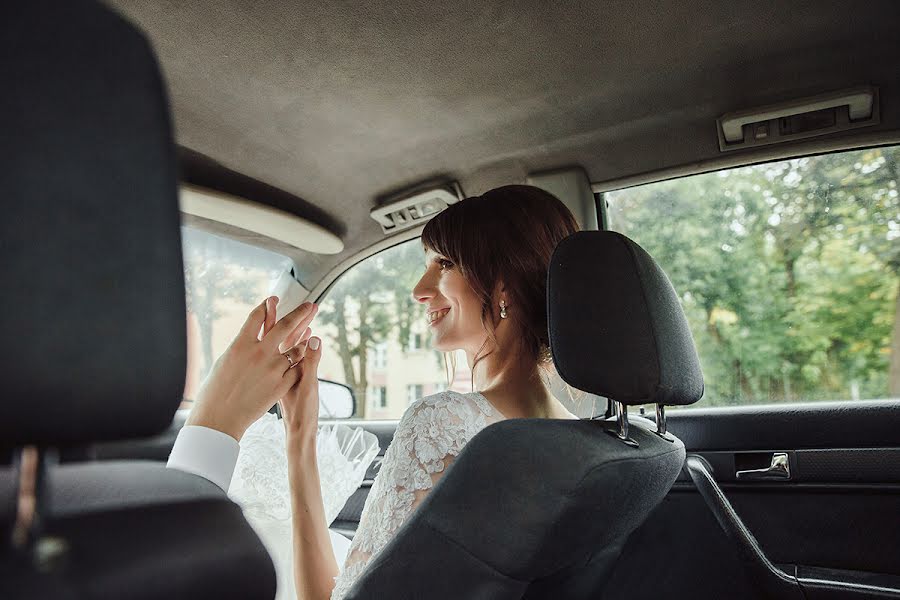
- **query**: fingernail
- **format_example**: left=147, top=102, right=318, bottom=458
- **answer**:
left=309, top=337, right=320, bottom=350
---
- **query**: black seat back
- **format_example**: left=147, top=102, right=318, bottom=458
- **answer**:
left=345, top=230, right=703, bottom=599
left=0, top=2, right=275, bottom=597
left=0, top=0, right=184, bottom=446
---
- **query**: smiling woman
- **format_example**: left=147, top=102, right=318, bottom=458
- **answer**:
left=418, top=186, right=579, bottom=370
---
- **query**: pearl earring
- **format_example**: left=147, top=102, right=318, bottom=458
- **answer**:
left=500, top=300, right=508, bottom=319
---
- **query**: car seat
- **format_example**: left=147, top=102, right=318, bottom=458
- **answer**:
left=0, top=1, right=276, bottom=597
left=343, top=230, right=704, bottom=599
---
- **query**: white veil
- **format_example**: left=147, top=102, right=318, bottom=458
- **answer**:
left=229, top=413, right=379, bottom=600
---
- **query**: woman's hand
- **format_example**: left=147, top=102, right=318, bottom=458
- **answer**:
left=280, top=332, right=323, bottom=439
left=186, top=296, right=318, bottom=441
left=279, top=331, right=340, bottom=600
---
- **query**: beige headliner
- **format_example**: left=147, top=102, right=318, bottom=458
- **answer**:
left=110, top=0, right=900, bottom=290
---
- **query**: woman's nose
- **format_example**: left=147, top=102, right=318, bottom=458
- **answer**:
left=412, top=271, right=435, bottom=304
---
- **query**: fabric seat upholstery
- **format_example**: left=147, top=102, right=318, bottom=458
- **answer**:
left=0, top=1, right=275, bottom=598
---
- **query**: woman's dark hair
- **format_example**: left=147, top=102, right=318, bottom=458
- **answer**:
left=421, top=184, right=579, bottom=367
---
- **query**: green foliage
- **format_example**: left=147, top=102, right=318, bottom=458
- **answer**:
left=607, top=146, right=900, bottom=406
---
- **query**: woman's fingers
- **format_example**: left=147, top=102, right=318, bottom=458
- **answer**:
left=278, top=324, right=312, bottom=354
left=275, top=346, right=305, bottom=395
left=237, top=298, right=271, bottom=341
left=281, top=341, right=308, bottom=372
left=265, top=302, right=318, bottom=350
left=279, top=336, right=323, bottom=429
left=261, top=296, right=278, bottom=339
left=303, top=337, right=322, bottom=375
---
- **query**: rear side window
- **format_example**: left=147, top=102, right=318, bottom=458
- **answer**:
left=315, top=240, right=473, bottom=420
left=317, top=240, right=601, bottom=420
left=605, top=147, right=900, bottom=406
left=606, top=146, right=900, bottom=407
left=181, top=227, right=292, bottom=406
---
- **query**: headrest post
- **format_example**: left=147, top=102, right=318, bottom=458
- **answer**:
left=606, top=401, right=639, bottom=448
left=9, top=447, right=69, bottom=571
left=654, top=404, right=675, bottom=442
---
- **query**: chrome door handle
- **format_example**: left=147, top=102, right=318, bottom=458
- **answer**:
left=736, top=452, right=790, bottom=480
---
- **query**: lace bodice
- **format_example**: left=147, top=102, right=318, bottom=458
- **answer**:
left=330, top=390, right=505, bottom=599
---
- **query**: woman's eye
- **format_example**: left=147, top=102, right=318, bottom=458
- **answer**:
left=438, top=258, right=454, bottom=271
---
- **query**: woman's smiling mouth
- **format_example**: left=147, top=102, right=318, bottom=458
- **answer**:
left=427, top=308, right=450, bottom=326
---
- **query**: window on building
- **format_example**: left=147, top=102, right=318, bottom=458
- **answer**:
left=605, top=145, right=900, bottom=408
left=368, top=386, right=388, bottom=409
left=407, top=384, right=424, bottom=405
left=408, top=332, right=424, bottom=351
left=371, top=343, right=388, bottom=370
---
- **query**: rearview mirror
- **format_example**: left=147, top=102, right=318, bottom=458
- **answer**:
left=318, top=379, right=355, bottom=419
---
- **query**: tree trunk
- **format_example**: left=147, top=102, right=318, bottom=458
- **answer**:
left=334, top=296, right=362, bottom=417
left=356, top=296, right=371, bottom=416
left=784, top=255, right=797, bottom=298
left=889, top=277, right=900, bottom=397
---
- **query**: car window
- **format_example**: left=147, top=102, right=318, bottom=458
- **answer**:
left=606, top=145, right=900, bottom=408
left=181, top=227, right=292, bottom=407
left=316, top=240, right=473, bottom=420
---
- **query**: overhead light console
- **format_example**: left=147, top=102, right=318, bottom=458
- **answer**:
left=717, top=86, right=879, bottom=152
left=370, top=181, right=463, bottom=235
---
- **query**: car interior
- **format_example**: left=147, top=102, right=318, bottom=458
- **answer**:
left=2, top=0, right=899, bottom=598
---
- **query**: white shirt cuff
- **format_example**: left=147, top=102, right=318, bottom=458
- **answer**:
left=166, top=425, right=240, bottom=492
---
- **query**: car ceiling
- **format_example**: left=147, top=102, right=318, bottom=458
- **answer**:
left=109, top=0, right=900, bottom=290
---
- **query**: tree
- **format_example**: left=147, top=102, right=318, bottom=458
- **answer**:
left=606, top=145, right=899, bottom=406
left=183, top=231, right=273, bottom=381
left=317, top=241, right=436, bottom=417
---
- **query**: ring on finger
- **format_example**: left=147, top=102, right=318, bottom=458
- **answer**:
left=283, top=343, right=307, bottom=370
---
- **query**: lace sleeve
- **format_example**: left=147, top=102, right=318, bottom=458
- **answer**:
left=331, top=391, right=501, bottom=599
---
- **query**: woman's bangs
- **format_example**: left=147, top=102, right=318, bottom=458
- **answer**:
left=421, top=206, right=466, bottom=268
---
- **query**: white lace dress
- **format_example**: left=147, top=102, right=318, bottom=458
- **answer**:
left=330, top=390, right=505, bottom=599
left=228, top=415, right=380, bottom=600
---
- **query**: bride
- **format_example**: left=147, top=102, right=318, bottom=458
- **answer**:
left=167, top=185, right=581, bottom=599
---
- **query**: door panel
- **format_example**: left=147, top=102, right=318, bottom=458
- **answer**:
left=664, top=400, right=900, bottom=451
left=603, top=400, right=900, bottom=599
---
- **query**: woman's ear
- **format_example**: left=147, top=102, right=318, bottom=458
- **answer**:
left=493, top=281, right=507, bottom=303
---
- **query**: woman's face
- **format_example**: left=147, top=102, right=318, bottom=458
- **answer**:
left=412, top=248, right=488, bottom=353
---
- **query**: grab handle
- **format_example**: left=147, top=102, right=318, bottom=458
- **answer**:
left=736, top=452, right=790, bottom=481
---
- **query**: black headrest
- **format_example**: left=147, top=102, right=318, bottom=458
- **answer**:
left=548, top=231, right=704, bottom=406
left=0, top=0, right=186, bottom=446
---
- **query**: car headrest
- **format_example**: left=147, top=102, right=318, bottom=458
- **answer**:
left=0, top=0, right=186, bottom=446
left=548, top=231, right=704, bottom=407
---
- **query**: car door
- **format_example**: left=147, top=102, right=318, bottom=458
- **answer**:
left=598, top=145, right=900, bottom=598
